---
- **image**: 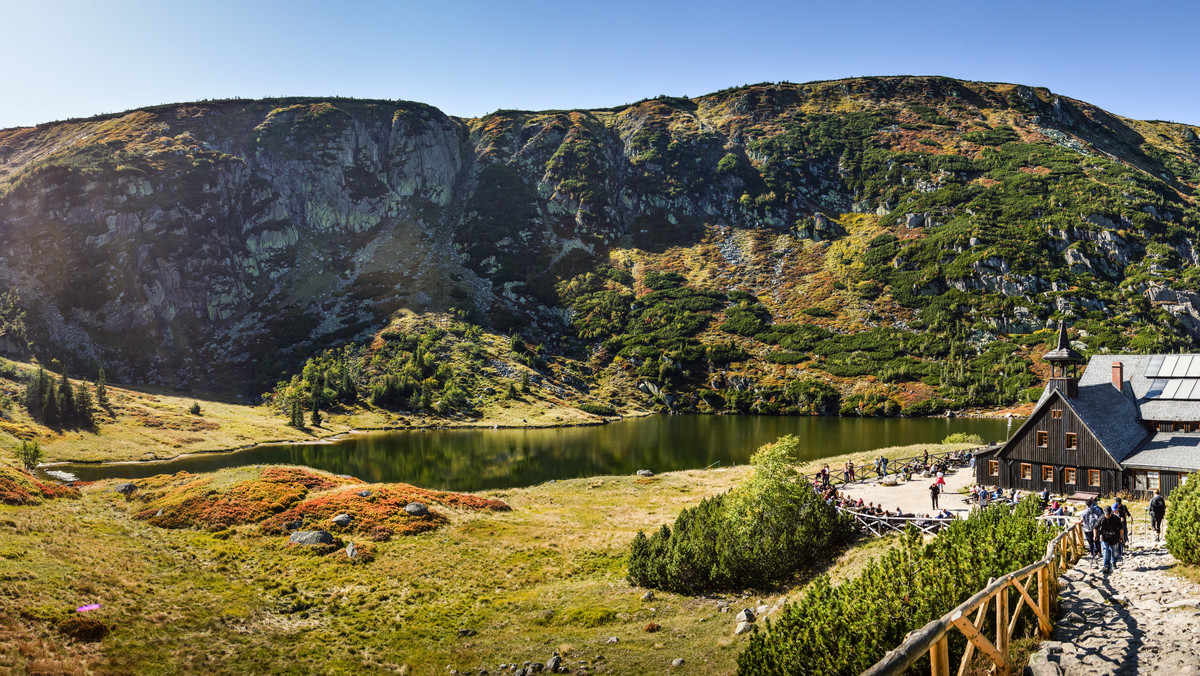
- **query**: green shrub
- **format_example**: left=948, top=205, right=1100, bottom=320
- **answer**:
left=765, top=351, right=805, bottom=365
left=900, top=398, right=947, bottom=416
left=800, top=307, right=833, bottom=318
left=577, top=403, right=617, bottom=417
left=559, top=607, right=617, bottom=627
left=941, top=432, right=984, bottom=445
left=785, top=379, right=840, bottom=416
left=627, top=436, right=851, bottom=594
left=739, top=498, right=1055, bottom=675
left=1166, top=476, right=1200, bottom=564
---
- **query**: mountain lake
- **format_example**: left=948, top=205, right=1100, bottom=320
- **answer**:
left=46, top=415, right=1021, bottom=491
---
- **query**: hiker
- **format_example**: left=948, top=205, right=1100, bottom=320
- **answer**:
left=1082, top=499, right=1104, bottom=558
left=881, top=456, right=889, bottom=476
left=1113, top=497, right=1131, bottom=555
left=875, top=456, right=883, bottom=478
left=930, top=482, right=940, bottom=509
left=847, top=461, right=856, bottom=482
left=1149, top=489, right=1167, bottom=542
left=1098, top=505, right=1125, bottom=574
left=820, top=465, right=831, bottom=487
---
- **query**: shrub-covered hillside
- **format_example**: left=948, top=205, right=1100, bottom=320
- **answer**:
left=2, top=76, right=1200, bottom=422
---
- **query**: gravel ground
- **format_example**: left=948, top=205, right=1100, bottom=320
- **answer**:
left=834, top=464, right=979, bottom=518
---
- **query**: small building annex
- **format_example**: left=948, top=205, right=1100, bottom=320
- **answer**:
left=976, top=323, right=1199, bottom=498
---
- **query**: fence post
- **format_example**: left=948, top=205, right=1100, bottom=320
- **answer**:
left=1037, top=566, right=1052, bottom=637
left=995, top=584, right=1010, bottom=673
left=929, top=634, right=951, bottom=676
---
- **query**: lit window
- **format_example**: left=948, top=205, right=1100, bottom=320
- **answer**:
left=1065, top=468, right=1077, bottom=484
left=1037, top=431, right=1049, bottom=447
left=1042, top=466, right=1055, bottom=482
left=1065, top=433, right=1077, bottom=450
left=1088, top=469, right=1101, bottom=487
left=1020, top=463, right=1032, bottom=480
left=989, top=460, right=999, bottom=477
left=1051, top=409, right=1063, bottom=419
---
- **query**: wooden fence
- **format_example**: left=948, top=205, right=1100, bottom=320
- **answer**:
left=839, top=509, right=955, bottom=537
left=861, top=519, right=1085, bottom=676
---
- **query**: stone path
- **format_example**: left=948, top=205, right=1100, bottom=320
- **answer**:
left=1028, top=535, right=1200, bottom=675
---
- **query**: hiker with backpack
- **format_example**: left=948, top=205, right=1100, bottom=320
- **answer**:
left=1098, top=505, right=1125, bottom=574
left=1081, top=498, right=1103, bottom=560
left=1149, top=490, right=1167, bottom=543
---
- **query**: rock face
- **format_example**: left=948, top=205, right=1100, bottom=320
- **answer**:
left=2, top=78, right=1199, bottom=395
left=288, top=530, right=334, bottom=545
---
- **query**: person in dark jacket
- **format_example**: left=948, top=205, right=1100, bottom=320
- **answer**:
left=1098, top=506, right=1124, bottom=574
left=1148, top=490, right=1167, bottom=543
left=1113, top=497, right=1131, bottom=555
left=930, top=482, right=940, bottom=509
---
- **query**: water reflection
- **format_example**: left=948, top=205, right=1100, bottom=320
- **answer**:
left=52, top=415, right=1018, bottom=491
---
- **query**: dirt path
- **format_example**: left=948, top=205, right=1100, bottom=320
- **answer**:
left=1028, top=533, right=1200, bottom=675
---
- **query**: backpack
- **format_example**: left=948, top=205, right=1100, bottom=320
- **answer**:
left=1082, top=507, right=1101, bottom=531
left=1150, top=495, right=1166, bottom=516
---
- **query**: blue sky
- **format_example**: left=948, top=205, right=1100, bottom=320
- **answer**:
left=2, top=0, right=1198, bottom=129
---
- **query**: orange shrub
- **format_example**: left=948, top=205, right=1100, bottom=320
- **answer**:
left=0, top=467, right=80, bottom=505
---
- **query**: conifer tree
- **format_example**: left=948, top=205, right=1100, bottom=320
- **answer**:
left=24, top=368, right=45, bottom=421
left=311, top=396, right=322, bottom=427
left=56, top=370, right=74, bottom=427
left=75, top=381, right=94, bottom=428
left=43, top=383, right=60, bottom=427
left=96, top=367, right=108, bottom=407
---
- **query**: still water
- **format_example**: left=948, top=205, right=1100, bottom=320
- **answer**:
left=50, top=415, right=1019, bottom=492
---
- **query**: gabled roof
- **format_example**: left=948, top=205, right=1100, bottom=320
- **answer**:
left=1122, top=432, right=1200, bottom=471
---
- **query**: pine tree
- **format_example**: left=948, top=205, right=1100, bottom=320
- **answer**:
left=75, top=382, right=94, bottom=428
left=96, top=367, right=108, bottom=407
left=43, top=384, right=60, bottom=427
left=24, top=368, right=44, bottom=421
left=57, top=370, right=74, bottom=427
left=311, top=397, right=322, bottom=428
left=289, top=399, right=305, bottom=428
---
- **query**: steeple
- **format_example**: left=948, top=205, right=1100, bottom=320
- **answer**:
left=1043, top=320, right=1084, bottom=398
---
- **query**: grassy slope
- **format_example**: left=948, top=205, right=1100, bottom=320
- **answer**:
left=0, top=444, right=961, bottom=675
left=0, top=352, right=620, bottom=464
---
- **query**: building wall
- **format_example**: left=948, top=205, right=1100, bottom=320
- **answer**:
left=984, top=390, right=1125, bottom=495
left=1126, top=469, right=1190, bottom=499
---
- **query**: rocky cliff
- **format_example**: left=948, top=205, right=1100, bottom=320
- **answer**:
left=1, top=77, right=1199, bottom=412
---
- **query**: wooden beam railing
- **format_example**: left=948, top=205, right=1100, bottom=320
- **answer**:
left=861, top=519, right=1083, bottom=676
left=802, top=445, right=996, bottom=488
left=838, top=508, right=956, bottom=537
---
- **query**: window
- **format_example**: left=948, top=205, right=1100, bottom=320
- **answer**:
left=1148, top=471, right=1160, bottom=491
left=1088, top=469, right=1101, bottom=487
left=1065, top=468, right=1077, bottom=484
left=1134, top=472, right=1147, bottom=491
left=1036, top=431, right=1049, bottom=447
left=1176, top=423, right=1188, bottom=432
left=1051, top=409, right=1063, bottom=419
left=1042, top=466, right=1055, bottom=482
left=1065, top=433, right=1077, bottom=450
left=989, top=460, right=999, bottom=477
left=1160, top=423, right=1173, bottom=432
left=1020, top=463, right=1032, bottom=480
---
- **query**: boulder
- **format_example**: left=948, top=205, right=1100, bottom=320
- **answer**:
left=735, top=608, right=756, bottom=623
left=346, top=542, right=357, bottom=559
left=289, top=530, right=334, bottom=546
left=546, top=655, right=561, bottom=672
left=285, top=518, right=304, bottom=531
left=672, top=658, right=685, bottom=668
left=357, top=490, right=372, bottom=497
left=405, top=502, right=429, bottom=516
left=735, top=621, right=753, bottom=635
left=115, top=482, right=137, bottom=496
left=331, top=513, right=353, bottom=527
left=606, top=636, right=619, bottom=644
left=636, top=470, right=655, bottom=477
left=641, top=591, right=655, bottom=601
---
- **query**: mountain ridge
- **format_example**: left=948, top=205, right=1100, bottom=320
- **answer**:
left=2, top=75, right=1199, bottom=425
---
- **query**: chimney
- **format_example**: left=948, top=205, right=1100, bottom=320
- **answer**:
left=1112, top=362, right=1123, bottom=391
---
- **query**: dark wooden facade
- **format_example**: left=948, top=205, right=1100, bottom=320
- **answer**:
left=978, top=391, right=1124, bottom=496
left=1125, top=468, right=1186, bottom=499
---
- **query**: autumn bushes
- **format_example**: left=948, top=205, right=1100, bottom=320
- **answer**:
left=126, top=466, right=509, bottom=537
left=0, top=466, right=80, bottom=505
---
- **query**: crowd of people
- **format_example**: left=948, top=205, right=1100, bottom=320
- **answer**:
left=1078, top=490, right=1169, bottom=574
left=820, top=484, right=957, bottom=532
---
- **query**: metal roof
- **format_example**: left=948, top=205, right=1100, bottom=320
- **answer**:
left=1122, top=432, right=1200, bottom=471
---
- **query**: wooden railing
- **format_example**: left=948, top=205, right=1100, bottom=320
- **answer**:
left=801, top=445, right=996, bottom=487
left=839, top=509, right=955, bottom=537
left=861, top=519, right=1085, bottom=676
